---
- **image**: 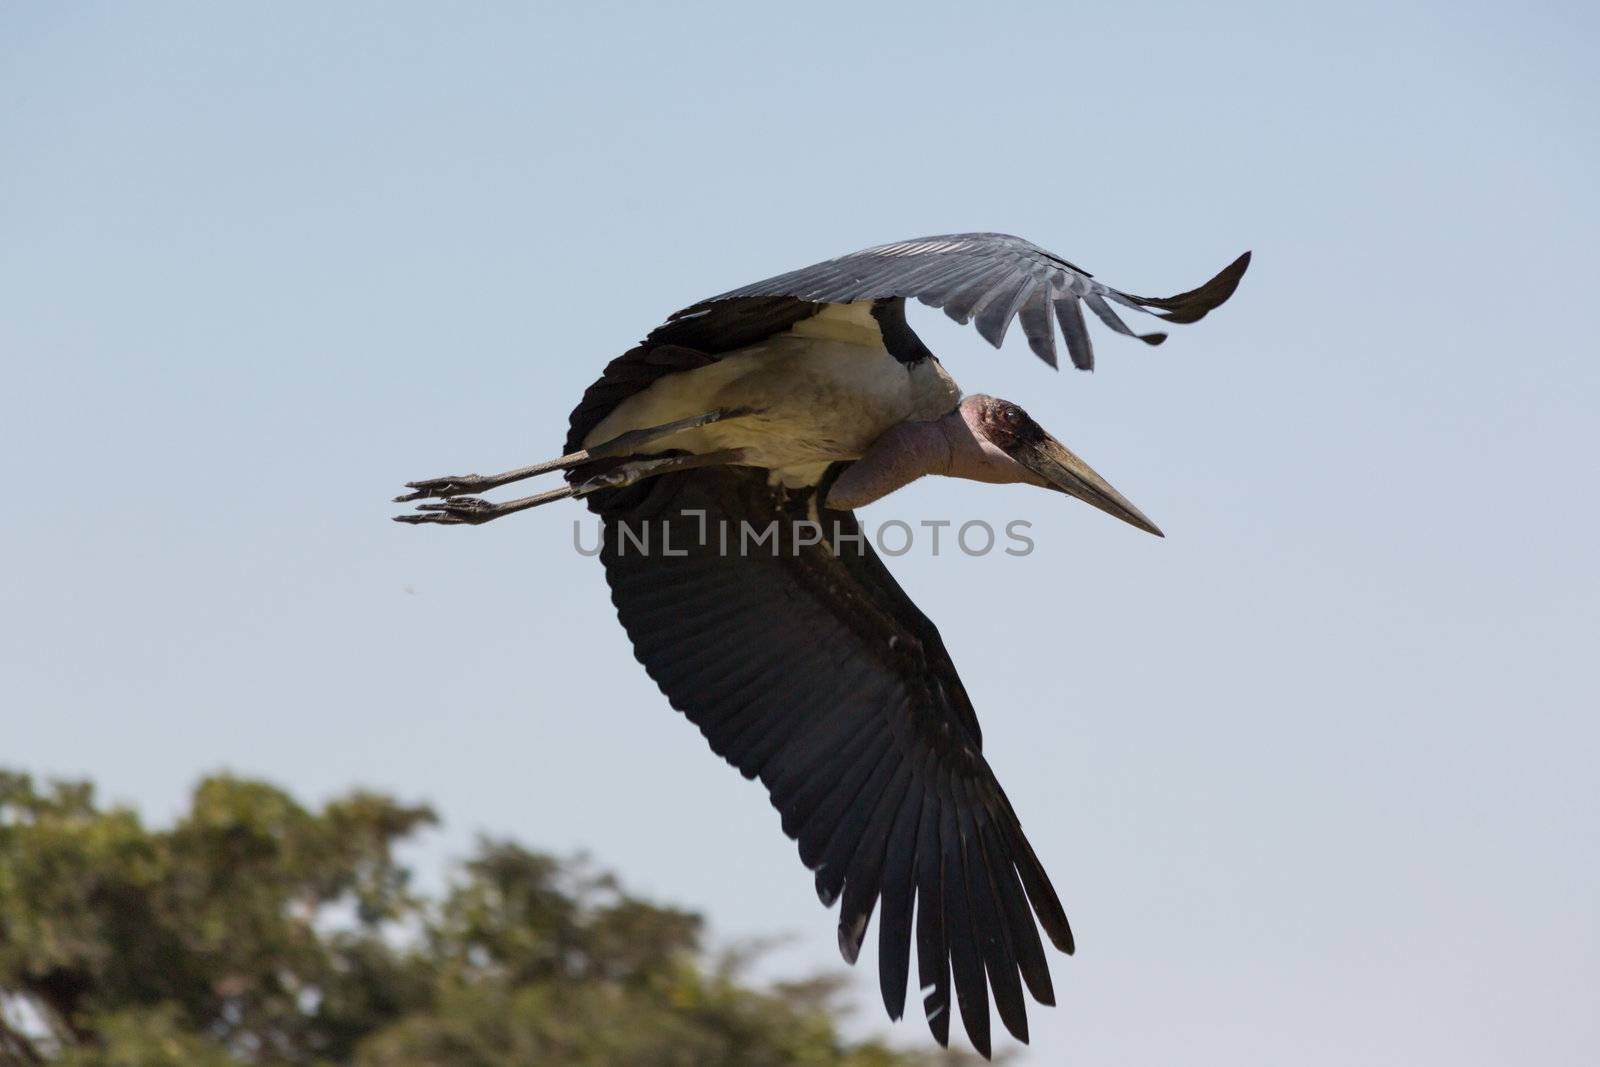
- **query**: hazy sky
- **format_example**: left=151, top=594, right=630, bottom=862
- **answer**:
left=4, top=2, right=1597, bottom=1063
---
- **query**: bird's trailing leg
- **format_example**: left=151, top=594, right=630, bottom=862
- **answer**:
left=394, top=408, right=753, bottom=503
left=393, top=449, right=748, bottom=526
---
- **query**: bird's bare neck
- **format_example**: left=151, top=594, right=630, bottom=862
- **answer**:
left=823, top=408, right=1037, bottom=510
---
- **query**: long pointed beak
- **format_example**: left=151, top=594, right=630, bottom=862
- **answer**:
left=1015, top=436, right=1164, bottom=537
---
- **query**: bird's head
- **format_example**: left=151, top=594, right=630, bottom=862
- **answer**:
left=956, top=394, right=1163, bottom=537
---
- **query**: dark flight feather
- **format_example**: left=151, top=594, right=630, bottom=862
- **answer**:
left=590, top=466, right=1071, bottom=1055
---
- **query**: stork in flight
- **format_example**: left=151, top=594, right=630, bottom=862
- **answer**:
left=395, top=234, right=1249, bottom=1057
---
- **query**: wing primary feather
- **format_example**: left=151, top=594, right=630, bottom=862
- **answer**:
left=941, top=267, right=1012, bottom=326
left=974, top=799, right=1055, bottom=1006
left=877, top=764, right=927, bottom=1021
left=936, top=283, right=996, bottom=326
left=1084, top=291, right=1168, bottom=346
left=1124, top=250, right=1252, bottom=324
left=974, top=271, right=1038, bottom=349
left=959, top=262, right=1025, bottom=338
left=798, top=725, right=895, bottom=878
left=815, top=732, right=906, bottom=911
left=783, top=715, right=890, bottom=849
left=915, top=787, right=951, bottom=1047
left=1017, top=287, right=1058, bottom=368
left=941, top=785, right=991, bottom=1058
left=1053, top=295, right=1096, bottom=371
left=958, top=785, right=1028, bottom=1044
left=833, top=753, right=916, bottom=965
left=1008, top=818, right=1075, bottom=955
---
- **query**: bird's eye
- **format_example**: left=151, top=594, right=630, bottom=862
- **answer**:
left=1002, top=406, right=1021, bottom=424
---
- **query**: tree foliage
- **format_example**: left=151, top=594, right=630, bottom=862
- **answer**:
left=0, top=770, right=982, bottom=1066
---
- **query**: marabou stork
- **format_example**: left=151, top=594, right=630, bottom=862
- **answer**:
left=395, top=234, right=1249, bottom=1056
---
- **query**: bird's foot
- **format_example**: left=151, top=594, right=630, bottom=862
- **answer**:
left=394, top=473, right=499, bottom=503
left=392, top=481, right=580, bottom=525
left=392, top=495, right=504, bottom=525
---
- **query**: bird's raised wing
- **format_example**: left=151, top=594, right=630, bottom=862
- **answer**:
left=679, top=232, right=1250, bottom=370
left=592, top=466, right=1072, bottom=1058
left=564, top=234, right=1249, bottom=453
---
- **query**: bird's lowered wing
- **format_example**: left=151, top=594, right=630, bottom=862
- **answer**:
left=676, top=232, right=1250, bottom=371
left=593, top=466, right=1072, bottom=1058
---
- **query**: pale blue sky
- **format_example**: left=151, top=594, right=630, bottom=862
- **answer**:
left=3, top=2, right=1597, bottom=1063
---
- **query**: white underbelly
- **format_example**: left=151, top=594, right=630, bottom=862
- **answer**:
left=583, top=328, right=959, bottom=486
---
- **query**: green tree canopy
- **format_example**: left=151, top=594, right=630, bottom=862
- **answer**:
left=0, top=770, right=984, bottom=1067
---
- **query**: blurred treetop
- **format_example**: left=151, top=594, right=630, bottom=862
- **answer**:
left=0, top=769, right=985, bottom=1067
